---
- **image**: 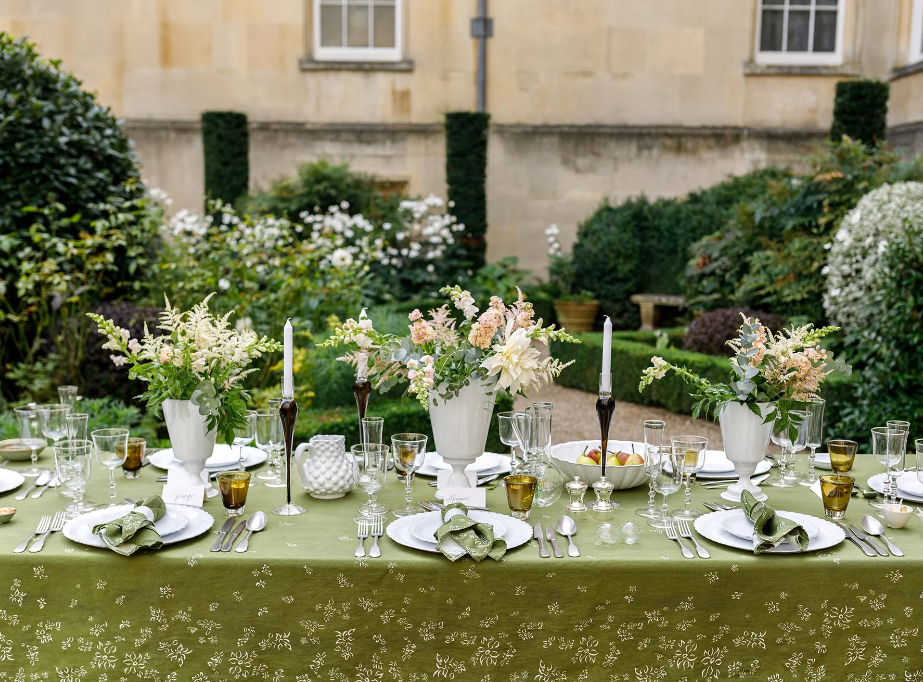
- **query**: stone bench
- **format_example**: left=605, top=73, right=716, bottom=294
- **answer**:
left=629, top=294, right=686, bottom=331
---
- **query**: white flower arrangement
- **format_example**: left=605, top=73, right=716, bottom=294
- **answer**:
left=824, top=182, right=923, bottom=332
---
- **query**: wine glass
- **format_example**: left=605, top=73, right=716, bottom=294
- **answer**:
left=352, top=443, right=389, bottom=517
left=361, top=417, right=384, bottom=445
left=636, top=420, right=666, bottom=522
left=671, top=435, right=708, bottom=520
left=234, top=410, right=257, bottom=479
left=915, top=439, right=923, bottom=521
left=801, top=399, right=825, bottom=486
left=14, top=407, right=48, bottom=477
left=510, top=410, right=531, bottom=468
left=496, top=411, right=519, bottom=483
left=768, top=413, right=809, bottom=487
left=527, top=405, right=563, bottom=507
left=91, top=428, right=129, bottom=507
left=887, top=420, right=910, bottom=470
left=391, top=433, right=428, bottom=517
left=66, top=413, right=89, bottom=441
left=648, top=447, right=683, bottom=528
left=871, top=426, right=905, bottom=513
left=54, top=439, right=94, bottom=518
left=255, top=410, right=286, bottom=488
left=58, top=385, right=79, bottom=410
left=39, top=404, right=70, bottom=448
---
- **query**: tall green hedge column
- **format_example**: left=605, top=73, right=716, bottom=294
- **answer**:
left=445, top=111, right=490, bottom=270
left=201, top=111, right=249, bottom=206
left=830, top=79, right=889, bottom=146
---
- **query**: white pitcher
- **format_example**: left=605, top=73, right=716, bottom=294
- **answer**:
left=294, top=435, right=358, bottom=499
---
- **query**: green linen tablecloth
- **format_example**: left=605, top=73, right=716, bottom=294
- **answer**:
left=0, top=453, right=921, bottom=681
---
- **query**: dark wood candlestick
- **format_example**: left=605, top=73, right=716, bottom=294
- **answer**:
left=272, top=398, right=306, bottom=516
left=353, top=379, right=372, bottom=441
left=596, top=395, right=615, bottom=478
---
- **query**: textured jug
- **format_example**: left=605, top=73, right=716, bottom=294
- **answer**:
left=294, top=435, right=358, bottom=499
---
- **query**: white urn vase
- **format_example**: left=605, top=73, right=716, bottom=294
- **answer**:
left=162, top=398, right=218, bottom=492
left=718, top=401, right=774, bottom=503
left=428, top=377, right=498, bottom=489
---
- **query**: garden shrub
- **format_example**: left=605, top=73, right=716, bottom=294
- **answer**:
left=445, top=111, right=490, bottom=270
left=0, top=397, right=159, bottom=443
left=201, top=111, right=249, bottom=206
left=830, top=80, right=889, bottom=146
left=682, top=308, right=785, bottom=356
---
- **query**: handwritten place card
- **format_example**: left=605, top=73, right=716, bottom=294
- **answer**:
left=162, top=468, right=205, bottom=508
left=441, top=486, right=486, bottom=508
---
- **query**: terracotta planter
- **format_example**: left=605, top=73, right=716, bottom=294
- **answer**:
left=553, top=300, right=599, bottom=332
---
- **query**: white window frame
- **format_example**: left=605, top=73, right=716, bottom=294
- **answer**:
left=911, top=0, right=923, bottom=64
left=313, top=0, right=403, bottom=62
left=754, top=0, right=846, bottom=66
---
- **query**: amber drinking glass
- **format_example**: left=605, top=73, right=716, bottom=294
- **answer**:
left=827, top=439, right=858, bottom=473
left=504, top=475, right=537, bottom=520
left=819, top=474, right=854, bottom=519
left=216, top=471, right=251, bottom=516
left=119, top=438, right=146, bottom=479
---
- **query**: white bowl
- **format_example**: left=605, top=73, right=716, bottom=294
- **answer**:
left=550, top=440, right=648, bottom=490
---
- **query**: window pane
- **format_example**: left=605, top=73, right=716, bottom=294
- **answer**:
left=813, top=9, right=838, bottom=52
left=762, top=0, right=783, bottom=5
left=760, top=9, right=784, bottom=51
left=373, top=5, right=396, bottom=48
left=790, top=0, right=811, bottom=5
left=320, top=4, right=343, bottom=47
left=816, top=0, right=839, bottom=6
left=787, top=10, right=810, bottom=51
left=347, top=2, right=371, bottom=47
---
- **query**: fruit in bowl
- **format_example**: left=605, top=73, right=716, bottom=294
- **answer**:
left=576, top=447, right=643, bottom=467
left=552, top=440, right=649, bottom=490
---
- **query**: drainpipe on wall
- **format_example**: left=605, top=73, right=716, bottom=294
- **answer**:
left=471, top=0, right=493, bottom=112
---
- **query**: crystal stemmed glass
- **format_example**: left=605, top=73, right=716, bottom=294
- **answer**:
left=497, top=411, right=519, bottom=484
left=648, top=447, right=683, bottom=528
left=671, top=435, right=708, bottom=520
left=361, top=417, right=384, bottom=446
left=801, top=399, right=825, bottom=486
left=527, top=405, right=563, bottom=507
left=636, top=420, right=666, bottom=521
left=915, top=439, right=923, bottom=519
left=871, top=426, right=905, bottom=513
left=91, top=428, right=129, bottom=507
left=391, top=433, right=428, bottom=517
left=786, top=410, right=811, bottom=483
left=54, top=439, right=94, bottom=519
left=768, top=413, right=809, bottom=487
left=58, top=385, right=79, bottom=410
left=14, top=407, right=48, bottom=477
left=234, top=410, right=257, bottom=478
left=352, top=443, right=389, bottom=517
left=255, top=410, right=286, bottom=487
left=887, top=420, right=910, bottom=471
left=510, top=410, right=531, bottom=468
left=39, top=404, right=70, bottom=448
left=66, top=412, right=89, bottom=441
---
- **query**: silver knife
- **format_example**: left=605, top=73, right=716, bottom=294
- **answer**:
left=533, top=522, right=549, bottom=558
left=835, top=522, right=875, bottom=557
left=210, top=517, right=236, bottom=552
left=545, top=526, right=564, bottom=558
left=221, top=518, right=248, bottom=552
left=849, top=525, right=888, bottom=557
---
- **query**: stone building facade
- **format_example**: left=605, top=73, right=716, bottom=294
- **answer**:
left=3, top=0, right=922, bottom=273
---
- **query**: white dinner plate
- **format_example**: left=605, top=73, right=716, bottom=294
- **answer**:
left=63, top=505, right=214, bottom=548
left=417, top=452, right=506, bottom=478
left=387, top=511, right=531, bottom=554
left=895, top=471, right=923, bottom=498
left=694, top=509, right=844, bottom=554
left=148, top=445, right=267, bottom=471
left=869, top=472, right=923, bottom=503
left=409, top=510, right=508, bottom=545
left=667, top=458, right=771, bottom=480
left=814, top=452, right=831, bottom=470
left=0, top=469, right=26, bottom=496
left=718, top=508, right=819, bottom=542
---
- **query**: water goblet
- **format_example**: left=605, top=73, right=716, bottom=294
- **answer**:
left=768, top=413, right=809, bottom=487
left=801, top=398, right=825, bottom=486
left=635, top=419, right=665, bottom=520
left=234, top=410, right=257, bottom=477
left=510, top=410, right=531, bottom=467
left=91, top=428, right=129, bottom=507
left=390, top=433, right=428, bottom=517
left=916, top=438, right=923, bottom=491
left=352, top=443, right=389, bottom=517
left=786, top=410, right=811, bottom=483
left=39, top=404, right=70, bottom=448
left=14, top=407, right=48, bottom=477
left=671, top=436, right=708, bottom=520
left=255, top=410, right=286, bottom=487
left=66, top=412, right=89, bottom=441
left=361, top=417, right=384, bottom=445
left=58, top=385, right=79, bottom=410
left=54, top=439, right=94, bottom=518
left=497, top=411, right=520, bottom=482
left=871, top=426, right=904, bottom=513
left=648, top=447, right=683, bottom=528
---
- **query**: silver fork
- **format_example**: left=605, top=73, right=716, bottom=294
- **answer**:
left=355, top=519, right=369, bottom=558
left=369, top=516, right=383, bottom=558
left=676, top=517, right=710, bottom=558
left=14, top=515, right=50, bottom=553
left=29, top=511, right=65, bottom=553
left=665, top=519, right=694, bottom=559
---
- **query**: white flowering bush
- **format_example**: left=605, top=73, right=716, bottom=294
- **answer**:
left=824, top=182, right=923, bottom=332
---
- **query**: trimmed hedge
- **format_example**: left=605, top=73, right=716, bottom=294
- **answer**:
left=831, top=80, right=889, bottom=146
left=445, top=111, right=489, bottom=270
left=202, top=111, right=249, bottom=206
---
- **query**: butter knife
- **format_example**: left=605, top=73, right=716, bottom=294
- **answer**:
left=533, top=522, right=549, bottom=558
left=834, top=522, right=875, bottom=557
left=221, top=518, right=248, bottom=552
left=210, top=517, right=236, bottom=552
left=849, top=524, right=888, bottom=557
left=545, top=526, right=564, bottom=558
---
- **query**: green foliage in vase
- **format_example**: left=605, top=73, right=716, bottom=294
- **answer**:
left=201, top=111, right=249, bottom=206
left=830, top=80, right=890, bottom=146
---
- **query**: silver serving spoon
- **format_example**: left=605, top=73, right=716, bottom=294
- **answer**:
left=234, top=511, right=267, bottom=553
left=861, top=515, right=904, bottom=557
left=555, top=515, right=579, bottom=557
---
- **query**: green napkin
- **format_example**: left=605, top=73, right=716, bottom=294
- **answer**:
left=741, top=490, right=810, bottom=554
left=433, top=503, right=507, bottom=562
left=92, top=496, right=166, bottom=556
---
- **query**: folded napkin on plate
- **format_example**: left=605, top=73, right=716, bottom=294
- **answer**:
left=741, top=490, right=809, bottom=554
left=92, top=496, right=166, bottom=556
left=433, top=503, right=507, bottom=562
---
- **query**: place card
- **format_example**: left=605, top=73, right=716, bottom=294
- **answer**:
left=441, top=486, right=487, bottom=508
left=162, top=468, right=205, bottom=508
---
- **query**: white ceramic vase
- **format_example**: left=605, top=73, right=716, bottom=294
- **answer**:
left=718, top=401, right=774, bottom=503
left=162, top=398, right=218, bottom=491
left=428, top=377, right=498, bottom=488
left=294, top=435, right=358, bottom=499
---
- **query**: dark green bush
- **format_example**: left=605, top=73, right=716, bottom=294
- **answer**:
left=445, top=111, right=489, bottom=270
left=830, top=80, right=890, bottom=146
left=682, top=308, right=785, bottom=356
left=202, top=111, right=249, bottom=206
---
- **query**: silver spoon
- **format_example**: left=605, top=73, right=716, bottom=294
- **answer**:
left=15, top=470, right=50, bottom=501
left=861, top=515, right=904, bottom=557
left=852, top=483, right=879, bottom=498
left=234, top=511, right=267, bottom=553
left=555, top=515, right=579, bottom=557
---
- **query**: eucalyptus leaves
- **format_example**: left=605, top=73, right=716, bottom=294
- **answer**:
left=87, top=295, right=281, bottom=445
